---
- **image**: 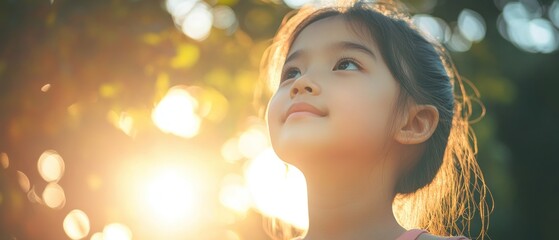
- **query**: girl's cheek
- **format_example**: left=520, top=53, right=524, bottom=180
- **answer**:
left=334, top=85, right=394, bottom=134
left=267, top=92, right=284, bottom=124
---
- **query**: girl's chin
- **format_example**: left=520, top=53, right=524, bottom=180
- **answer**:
left=275, top=133, right=331, bottom=150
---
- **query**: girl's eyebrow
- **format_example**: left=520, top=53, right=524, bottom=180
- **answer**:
left=285, top=41, right=377, bottom=64
left=336, top=41, right=377, bottom=60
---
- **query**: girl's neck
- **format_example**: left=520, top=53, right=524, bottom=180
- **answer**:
left=300, top=161, right=406, bottom=240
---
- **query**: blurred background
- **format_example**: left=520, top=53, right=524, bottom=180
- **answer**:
left=0, top=0, right=558, bottom=239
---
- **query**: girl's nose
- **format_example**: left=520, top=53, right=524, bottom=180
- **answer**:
left=289, top=75, right=321, bottom=98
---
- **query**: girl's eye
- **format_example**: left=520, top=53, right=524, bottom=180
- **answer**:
left=333, top=59, right=360, bottom=71
left=281, top=68, right=301, bottom=82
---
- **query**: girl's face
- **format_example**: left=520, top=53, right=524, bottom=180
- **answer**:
left=267, top=16, right=400, bottom=170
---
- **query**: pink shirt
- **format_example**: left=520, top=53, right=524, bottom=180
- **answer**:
left=291, top=229, right=469, bottom=239
left=396, top=229, right=469, bottom=240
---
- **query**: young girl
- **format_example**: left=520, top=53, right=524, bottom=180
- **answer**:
left=262, top=0, right=491, bottom=239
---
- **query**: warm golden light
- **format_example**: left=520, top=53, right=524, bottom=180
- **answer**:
left=181, top=2, right=213, bottom=41
left=144, top=167, right=198, bottom=225
left=244, top=148, right=309, bottom=229
left=87, top=174, right=102, bottom=191
left=0, top=152, right=8, bottom=169
left=152, top=86, right=201, bottom=138
left=90, top=232, right=103, bottom=240
left=27, top=187, right=42, bottom=204
left=219, top=173, right=251, bottom=215
left=118, top=112, right=135, bottom=137
left=41, top=83, right=51, bottom=92
left=63, top=209, right=90, bottom=240
left=37, top=150, right=65, bottom=182
left=102, top=223, right=132, bottom=240
left=221, top=137, right=243, bottom=163
left=223, top=230, right=241, bottom=240
left=187, top=86, right=229, bottom=123
left=16, top=170, right=30, bottom=193
left=107, top=111, right=136, bottom=137
left=42, top=182, right=66, bottom=209
left=238, top=124, right=269, bottom=159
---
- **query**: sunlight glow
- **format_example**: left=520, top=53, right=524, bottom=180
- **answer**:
left=221, top=137, right=243, bottom=163
left=37, top=150, right=65, bottom=182
left=63, top=209, right=90, bottom=240
left=152, top=86, right=201, bottom=138
left=244, top=148, right=309, bottom=229
left=144, top=168, right=197, bottom=225
left=103, top=223, right=132, bottom=240
left=186, top=86, right=229, bottom=123
left=238, top=125, right=269, bottom=159
left=90, top=232, right=103, bottom=240
left=219, top=173, right=251, bottom=215
left=223, top=230, right=241, bottom=240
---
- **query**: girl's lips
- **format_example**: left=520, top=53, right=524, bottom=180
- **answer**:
left=285, top=102, right=327, bottom=121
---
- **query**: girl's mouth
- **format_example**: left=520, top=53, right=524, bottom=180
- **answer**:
left=285, top=102, right=327, bottom=121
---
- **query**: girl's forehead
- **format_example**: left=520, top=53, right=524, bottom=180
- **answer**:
left=288, top=15, right=380, bottom=56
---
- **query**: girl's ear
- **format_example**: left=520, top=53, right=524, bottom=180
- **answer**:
left=394, top=104, right=439, bottom=145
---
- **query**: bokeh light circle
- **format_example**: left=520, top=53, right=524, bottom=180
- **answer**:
left=152, top=86, right=201, bottom=138
left=458, top=9, right=486, bottom=42
left=181, top=2, right=213, bottom=41
left=42, top=182, right=66, bottom=209
left=1, top=152, right=9, bottom=169
left=412, top=14, right=451, bottom=43
left=283, top=0, right=313, bottom=9
left=37, top=150, right=65, bottom=182
left=103, top=223, right=132, bottom=240
left=213, top=5, right=237, bottom=30
left=63, top=209, right=90, bottom=240
left=499, top=1, right=559, bottom=53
